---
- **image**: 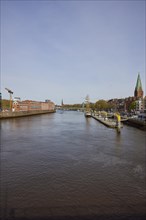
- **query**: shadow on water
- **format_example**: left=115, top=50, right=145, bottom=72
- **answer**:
left=85, top=117, right=92, bottom=130
left=115, top=129, right=121, bottom=142
left=1, top=207, right=146, bottom=220
left=1, top=206, right=146, bottom=220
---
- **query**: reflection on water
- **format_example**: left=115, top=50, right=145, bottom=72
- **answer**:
left=1, top=111, right=146, bottom=219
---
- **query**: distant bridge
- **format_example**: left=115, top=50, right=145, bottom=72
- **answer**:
left=56, top=106, right=84, bottom=111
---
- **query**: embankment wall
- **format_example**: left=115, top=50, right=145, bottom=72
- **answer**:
left=0, top=110, right=55, bottom=119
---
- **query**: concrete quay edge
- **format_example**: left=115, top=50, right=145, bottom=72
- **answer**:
left=122, top=118, right=146, bottom=130
left=0, top=110, right=56, bottom=119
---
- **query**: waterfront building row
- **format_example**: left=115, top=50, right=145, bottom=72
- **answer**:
left=107, top=96, right=146, bottom=113
left=108, top=73, right=145, bottom=113
left=12, top=99, right=55, bottom=112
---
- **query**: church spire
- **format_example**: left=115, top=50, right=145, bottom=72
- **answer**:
left=61, top=99, right=64, bottom=106
left=134, top=73, right=143, bottom=98
left=135, top=73, right=142, bottom=90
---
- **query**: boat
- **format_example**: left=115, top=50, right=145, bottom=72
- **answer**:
left=84, top=95, right=91, bottom=117
left=58, top=109, right=64, bottom=114
left=84, top=111, right=91, bottom=117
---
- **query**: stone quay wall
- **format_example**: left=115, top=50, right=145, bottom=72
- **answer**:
left=0, top=110, right=55, bottom=119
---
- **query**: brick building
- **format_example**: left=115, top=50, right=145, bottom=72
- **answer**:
left=13, top=100, right=55, bottom=112
left=107, top=73, right=144, bottom=113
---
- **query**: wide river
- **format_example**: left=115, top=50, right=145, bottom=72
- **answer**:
left=0, top=111, right=146, bottom=219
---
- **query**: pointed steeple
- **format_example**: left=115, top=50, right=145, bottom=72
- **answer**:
left=134, top=73, right=143, bottom=99
left=61, top=99, right=64, bottom=106
left=135, top=73, right=142, bottom=90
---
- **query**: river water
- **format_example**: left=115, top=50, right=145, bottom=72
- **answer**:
left=0, top=111, right=146, bottom=219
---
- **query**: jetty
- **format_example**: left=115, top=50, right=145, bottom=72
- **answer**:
left=91, top=115, right=123, bottom=129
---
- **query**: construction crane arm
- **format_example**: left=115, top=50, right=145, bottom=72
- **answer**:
left=5, top=88, right=13, bottom=94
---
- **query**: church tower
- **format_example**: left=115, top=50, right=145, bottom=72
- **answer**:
left=134, top=73, right=143, bottom=99
left=61, top=99, right=64, bottom=106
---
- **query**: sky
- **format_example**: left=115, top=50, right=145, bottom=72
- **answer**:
left=0, top=0, right=145, bottom=105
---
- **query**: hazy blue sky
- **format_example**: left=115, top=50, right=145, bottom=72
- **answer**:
left=1, top=0, right=145, bottom=104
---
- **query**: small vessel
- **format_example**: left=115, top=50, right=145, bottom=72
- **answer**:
left=84, top=111, right=91, bottom=117
left=58, top=109, right=64, bottom=114
left=84, top=95, right=91, bottom=117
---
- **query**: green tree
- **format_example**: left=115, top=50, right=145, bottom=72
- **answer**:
left=89, top=103, right=95, bottom=111
left=129, top=101, right=136, bottom=112
left=2, top=99, right=10, bottom=110
left=95, top=100, right=108, bottom=111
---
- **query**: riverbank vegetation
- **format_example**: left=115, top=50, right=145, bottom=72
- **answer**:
left=1, top=99, right=10, bottom=110
left=60, top=100, right=115, bottom=112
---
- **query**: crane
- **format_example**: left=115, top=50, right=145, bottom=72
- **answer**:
left=5, top=88, right=13, bottom=111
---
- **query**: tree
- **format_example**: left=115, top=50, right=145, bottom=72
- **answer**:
left=2, top=99, right=10, bottom=110
left=90, top=103, right=96, bottom=111
left=94, top=100, right=108, bottom=111
left=129, top=101, right=136, bottom=112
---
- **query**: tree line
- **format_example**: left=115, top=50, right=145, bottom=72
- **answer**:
left=62, top=99, right=136, bottom=112
left=1, top=99, right=136, bottom=112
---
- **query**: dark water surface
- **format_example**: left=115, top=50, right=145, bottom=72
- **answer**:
left=1, top=111, right=146, bottom=219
